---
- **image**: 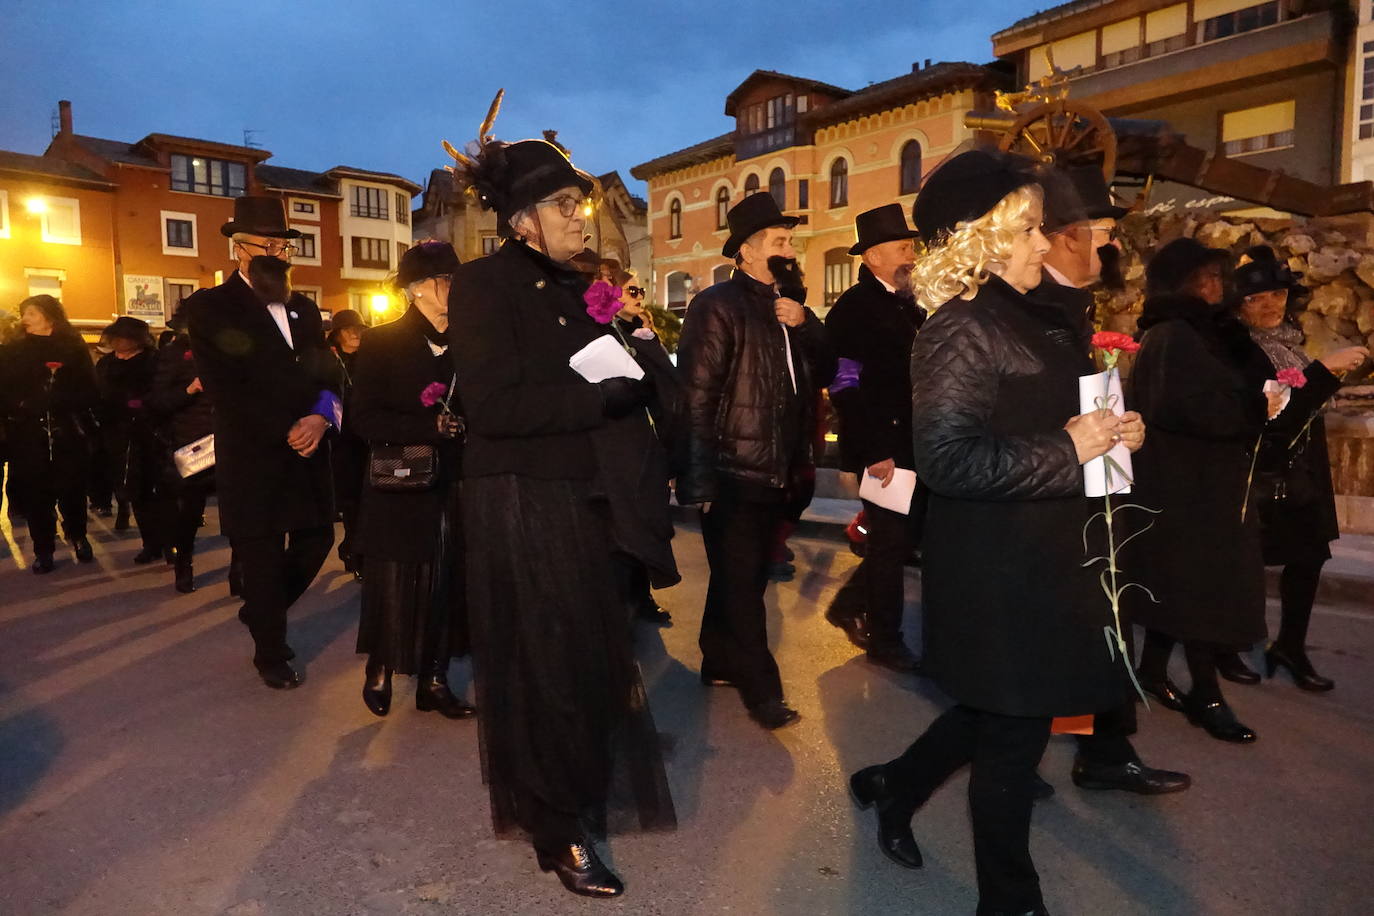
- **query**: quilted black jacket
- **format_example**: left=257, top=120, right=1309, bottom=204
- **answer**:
left=676, top=269, right=835, bottom=504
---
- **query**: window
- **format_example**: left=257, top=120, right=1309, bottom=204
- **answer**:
left=798, top=179, right=809, bottom=209
left=352, top=236, right=389, bottom=269
left=481, top=234, right=500, bottom=255
left=829, top=159, right=849, bottom=208
left=350, top=185, right=389, bottom=220
left=294, top=229, right=318, bottom=260
left=1143, top=3, right=1188, bottom=56
left=1099, top=18, right=1142, bottom=68
left=291, top=199, right=317, bottom=217
left=296, top=288, right=319, bottom=303
left=823, top=248, right=853, bottom=308
left=170, top=154, right=245, bottom=197
left=768, top=168, right=786, bottom=209
left=668, top=198, right=682, bottom=239
left=1198, top=1, right=1280, bottom=42
left=166, top=281, right=196, bottom=313
left=166, top=219, right=193, bottom=249
left=716, top=187, right=730, bottom=229
left=744, top=173, right=760, bottom=196
left=737, top=93, right=799, bottom=158
left=899, top=141, right=923, bottom=194
left=39, top=197, right=81, bottom=245
left=1222, top=100, right=1296, bottom=156
left=395, top=192, right=409, bottom=225
left=666, top=271, right=689, bottom=311
left=397, top=241, right=407, bottom=265
left=26, top=270, right=64, bottom=299
left=0, top=189, right=11, bottom=239
left=712, top=264, right=733, bottom=285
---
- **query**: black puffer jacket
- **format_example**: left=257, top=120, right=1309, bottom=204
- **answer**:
left=911, top=274, right=1125, bottom=717
left=676, top=269, right=835, bottom=503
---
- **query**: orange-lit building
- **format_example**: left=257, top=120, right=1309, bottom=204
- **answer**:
left=630, top=64, right=1008, bottom=316
left=0, top=101, right=419, bottom=330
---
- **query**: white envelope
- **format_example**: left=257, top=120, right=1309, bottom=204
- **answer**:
left=569, top=334, right=645, bottom=383
left=1079, top=369, right=1132, bottom=497
left=859, top=468, right=917, bottom=515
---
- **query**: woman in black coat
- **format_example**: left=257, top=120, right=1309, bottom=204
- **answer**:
left=1232, top=247, right=1368, bottom=690
left=1127, top=238, right=1274, bottom=743
left=95, top=317, right=163, bottom=563
left=847, top=151, right=1143, bottom=916
left=447, top=125, right=675, bottom=900
left=350, top=242, right=474, bottom=720
left=327, top=309, right=367, bottom=578
left=0, top=295, right=98, bottom=572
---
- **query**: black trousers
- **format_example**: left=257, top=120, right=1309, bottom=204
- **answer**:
left=231, top=525, right=334, bottom=665
left=883, top=705, right=1052, bottom=913
left=16, top=445, right=88, bottom=556
left=699, top=491, right=786, bottom=708
left=160, top=466, right=212, bottom=561
left=858, top=496, right=915, bottom=650
left=611, top=550, right=655, bottom=622
left=1275, top=557, right=1325, bottom=651
left=1075, top=700, right=1138, bottom=766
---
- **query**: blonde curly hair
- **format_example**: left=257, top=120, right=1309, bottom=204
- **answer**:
left=910, top=184, right=1043, bottom=312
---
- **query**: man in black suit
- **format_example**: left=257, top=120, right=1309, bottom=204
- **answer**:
left=823, top=204, right=924, bottom=673
left=186, top=197, right=340, bottom=689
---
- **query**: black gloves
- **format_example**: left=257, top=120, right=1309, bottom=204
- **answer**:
left=598, top=376, right=653, bottom=418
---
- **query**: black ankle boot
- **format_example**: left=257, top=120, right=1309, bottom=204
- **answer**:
left=534, top=840, right=624, bottom=898
left=32, top=553, right=55, bottom=574
left=1265, top=644, right=1334, bottom=692
left=174, top=561, right=196, bottom=593
left=72, top=537, right=94, bottom=563
left=362, top=660, right=392, bottom=717
left=415, top=672, right=476, bottom=718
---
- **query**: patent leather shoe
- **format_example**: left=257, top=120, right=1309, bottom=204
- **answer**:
left=1029, top=771, right=1055, bottom=801
left=362, top=661, right=392, bottom=716
left=255, top=659, right=302, bottom=690
left=415, top=676, right=476, bottom=718
left=1183, top=696, right=1256, bottom=743
left=1136, top=674, right=1185, bottom=711
left=1071, top=757, right=1191, bottom=794
left=748, top=699, right=801, bottom=730
left=1265, top=644, right=1334, bottom=692
left=32, top=554, right=55, bottom=575
left=849, top=765, right=922, bottom=869
left=1216, top=652, right=1261, bottom=685
left=866, top=642, right=922, bottom=674
left=824, top=605, right=871, bottom=651
left=534, top=841, right=624, bottom=898
left=133, top=547, right=159, bottom=565
left=72, top=537, right=94, bottom=563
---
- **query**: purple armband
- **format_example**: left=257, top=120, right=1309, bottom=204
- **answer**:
left=829, top=358, right=863, bottom=394
left=313, top=390, right=342, bottom=429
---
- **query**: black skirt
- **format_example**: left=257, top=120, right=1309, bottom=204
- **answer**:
left=464, top=473, right=676, bottom=838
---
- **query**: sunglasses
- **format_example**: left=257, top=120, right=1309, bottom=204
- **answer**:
left=627, top=286, right=645, bottom=298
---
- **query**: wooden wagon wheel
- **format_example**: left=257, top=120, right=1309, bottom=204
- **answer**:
left=997, top=100, right=1117, bottom=179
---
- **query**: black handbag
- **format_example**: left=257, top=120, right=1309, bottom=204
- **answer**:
left=368, top=443, right=437, bottom=491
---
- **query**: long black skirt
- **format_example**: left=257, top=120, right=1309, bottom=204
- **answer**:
left=464, top=474, right=676, bottom=839
left=357, top=483, right=466, bottom=674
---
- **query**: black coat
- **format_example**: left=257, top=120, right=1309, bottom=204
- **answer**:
left=911, top=275, right=1126, bottom=717
left=676, top=269, right=836, bottom=504
left=147, top=335, right=214, bottom=450
left=1028, top=270, right=1095, bottom=353
left=1124, top=296, right=1268, bottom=648
left=95, top=349, right=158, bottom=490
left=826, top=265, right=923, bottom=473
left=351, top=306, right=461, bottom=563
left=0, top=333, right=99, bottom=466
left=185, top=272, right=337, bottom=538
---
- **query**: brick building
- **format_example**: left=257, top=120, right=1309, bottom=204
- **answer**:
left=0, top=101, right=419, bottom=330
left=629, top=64, right=1008, bottom=316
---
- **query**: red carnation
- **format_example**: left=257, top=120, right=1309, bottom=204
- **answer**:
left=44, top=361, right=63, bottom=372
left=1090, top=331, right=1141, bottom=354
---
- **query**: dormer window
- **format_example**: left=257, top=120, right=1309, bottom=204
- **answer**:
left=170, top=154, right=246, bottom=198
left=737, top=93, right=799, bottom=160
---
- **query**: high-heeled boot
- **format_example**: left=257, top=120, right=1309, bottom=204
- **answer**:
left=362, top=658, right=392, bottom=717
left=1265, top=643, right=1334, bottom=692
left=415, top=665, right=476, bottom=718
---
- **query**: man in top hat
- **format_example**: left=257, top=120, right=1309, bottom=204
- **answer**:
left=185, top=196, right=341, bottom=689
left=1032, top=166, right=1191, bottom=796
left=677, top=192, right=836, bottom=730
left=822, top=204, right=924, bottom=673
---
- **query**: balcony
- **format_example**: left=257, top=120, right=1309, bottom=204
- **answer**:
left=735, top=126, right=797, bottom=162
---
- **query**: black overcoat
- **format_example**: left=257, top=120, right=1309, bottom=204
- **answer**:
left=184, top=272, right=337, bottom=538
left=911, top=275, right=1126, bottom=718
left=351, top=306, right=460, bottom=563
left=0, top=333, right=98, bottom=469
left=1124, top=296, right=1268, bottom=648
left=825, top=265, right=923, bottom=473
left=147, top=335, right=214, bottom=450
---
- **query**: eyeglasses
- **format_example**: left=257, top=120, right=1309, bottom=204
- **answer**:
left=538, top=194, right=592, bottom=218
left=627, top=286, right=645, bottom=298
left=237, top=239, right=297, bottom=257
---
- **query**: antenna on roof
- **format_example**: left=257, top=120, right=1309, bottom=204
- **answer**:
left=50, top=107, right=60, bottom=139
left=243, top=129, right=263, bottom=149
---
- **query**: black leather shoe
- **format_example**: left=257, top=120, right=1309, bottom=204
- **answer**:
left=748, top=699, right=801, bottom=730
left=1216, top=652, right=1261, bottom=685
left=32, top=554, right=55, bottom=575
left=1136, top=674, right=1186, bottom=711
left=1071, top=757, right=1191, bottom=794
left=1029, top=771, right=1055, bottom=801
left=636, top=603, right=672, bottom=626
left=1265, top=644, right=1334, bottom=692
left=824, top=605, right=871, bottom=651
left=72, top=537, right=94, bottom=563
left=362, top=662, right=391, bottom=716
left=133, top=547, right=159, bottom=565
left=866, top=642, right=923, bottom=674
left=534, top=841, right=624, bottom=898
left=1183, top=696, right=1256, bottom=743
left=174, top=563, right=196, bottom=593
left=849, top=765, right=923, bottom=869
left=415, top=676, right=476, bottom=719
left=255, top=659, right=302, bottom=690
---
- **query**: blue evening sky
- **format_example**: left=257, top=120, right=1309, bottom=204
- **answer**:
left=0, top=0, right=1038, bottom=195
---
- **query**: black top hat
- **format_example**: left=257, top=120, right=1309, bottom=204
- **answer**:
left=1043, top=166, right=1128, bottom=233
left=912, top=149, right=1037, bottom=244
left=1234, top=245, right=1307, bottom=300
left=848, top=203, right=920, bottom=256
left=220, top=196, right=302, bottom=239
left=722, top=193, right=800, bottom=258
left=395, top=240, right=462, bottom=288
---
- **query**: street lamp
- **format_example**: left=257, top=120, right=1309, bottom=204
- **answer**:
left=25, top=197, right=47, bottom=215
left=370, top=293, right=391, bottom=323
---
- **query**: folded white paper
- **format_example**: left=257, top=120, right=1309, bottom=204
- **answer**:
left=1079, top=369, right=1132, bottom=497
left=859, top=468, right=917, bottom=515
left=1262, top=378, right=1292, bottom=416
left=569, top=334, right=645, bottom=383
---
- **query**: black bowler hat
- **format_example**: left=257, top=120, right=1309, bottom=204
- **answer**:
left=848, top=203, right=919, bottom=255
left=912, top=149, right=1037, bottom=244
left=395, top=240, right=461, bottom=288
left=220, top=196, right=302, bottom=239
left=722, top=192, right=800, bottom=258
left=1234, top=245, right=1307, bottom=300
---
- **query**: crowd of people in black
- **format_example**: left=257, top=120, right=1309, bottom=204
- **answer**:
left=0, top=130, right=1366, bottom=913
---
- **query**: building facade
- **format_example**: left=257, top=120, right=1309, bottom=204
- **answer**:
left=0, top=100, right=418, bottom=329
left=630, top=65, right=1006, bottom=316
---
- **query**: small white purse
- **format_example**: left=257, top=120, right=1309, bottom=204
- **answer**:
left=173, top=434, right=215, bottom=478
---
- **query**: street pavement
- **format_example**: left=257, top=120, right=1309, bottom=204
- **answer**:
left=1, top=507, right=1372, bottom=916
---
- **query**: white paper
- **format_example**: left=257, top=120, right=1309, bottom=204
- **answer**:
left=568, top=334, right=645, bottom=383
left=859, top=468, right=918, bottom=515
left=1079, top=369, right=1133, bottom=497
left=1262, top=379, right=1292, bottom=416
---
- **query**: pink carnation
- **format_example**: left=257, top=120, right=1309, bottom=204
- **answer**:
left=584, top=281, right=623, bottom=324
left=1275, top=367, right=1307, bottom=388
left=420, top=381, right=448, bottom=407
left=632, top=327, right=657, bottom=340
